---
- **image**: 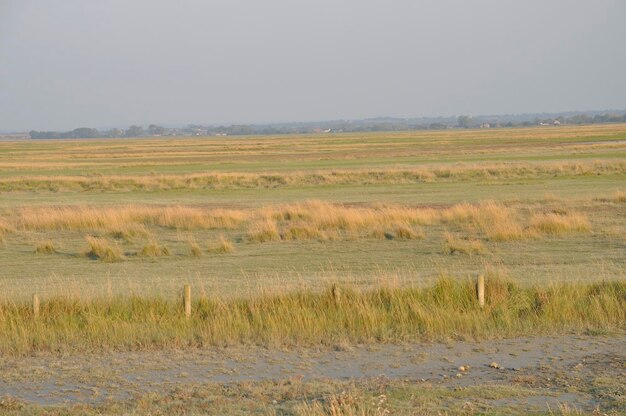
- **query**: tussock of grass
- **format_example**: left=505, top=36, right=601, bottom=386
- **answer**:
left=1, top=277, right=623, bottom=355
left=34, top=240, right=56, bottom=254
left=442, top=233, right=485, bottom=255
left=107, top=224, right=150, bottom=242
left=0, top=219, right=13, bottom=243
left=394, top=225, right=424, bottom=240
left=188, top=239, right=202, bottom=257
left=139, top=239, right=170, bottom=257
left=247, top=219, right=281, bottom=242
left=529, top=212, right=590, bottom=235
left=84, top=236, right=124, bottom=263
left=613, top=190, right=626, bottom=203
left=281, top=225, right=325, bottom=241
left=208, top=235, right=235, bottom=253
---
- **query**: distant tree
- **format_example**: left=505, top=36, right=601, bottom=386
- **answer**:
left=106, top=128, right=124, bottom=138
left=148, top=124, right=166, bottom=135
left=30, top=130, right=60, bottom=139
left=125, top=125, right=144, bottom=137
left=69, top=128, right=100, bottom=138
left=457, top=115, right=472, bottom=128
left=568, top=114, right=591, bottom=125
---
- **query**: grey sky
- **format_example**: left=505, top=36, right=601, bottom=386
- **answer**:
left=1, top=0, right=625, bottom=131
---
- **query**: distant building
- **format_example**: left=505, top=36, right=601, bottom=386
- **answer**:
left=480, top=123, right=490, bottom=128
left=553, top=120, right=561, bottom=125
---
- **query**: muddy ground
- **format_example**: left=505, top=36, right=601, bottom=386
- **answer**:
left=1, top=333, right=624, bottom=414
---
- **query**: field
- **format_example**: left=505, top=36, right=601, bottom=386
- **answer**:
left=1, top=124, right=625, bottom=414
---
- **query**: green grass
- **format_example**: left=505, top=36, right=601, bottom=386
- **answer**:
left=1, top=275, right=624, bottom=355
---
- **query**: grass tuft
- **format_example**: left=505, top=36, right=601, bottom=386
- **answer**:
left=247, top=219, right=281, bottom=242
left=34, top=240, right=56, bottom=254
left=529, top=212, right=590, bottom=235
left=139, top=239, right=170, bottom=257
left=442, top=232, right=485, bottom=255
left=188, top=239, right=202, bottom=257
left=394, top=225, right=424, bottom=240
left=208, top=235, right=235, bottom=254
left=84, top=236, right=124, bottom=262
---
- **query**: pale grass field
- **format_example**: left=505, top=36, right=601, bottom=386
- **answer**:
left=0, top=125, right=623, bottom=314
left=0, top=126, right=625, bottom=415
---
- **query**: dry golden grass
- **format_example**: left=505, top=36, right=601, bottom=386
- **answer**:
left=34, top=240, right=56, bottom=254
left=12, top=205, right=247, bottom=232
left=187, top=238, right=203, bottom=257
left=0, top=218, right=13, bottom=243
left=139, top=239, right=170, bottom=257
left=529, top=213, right=591, bottom=235
left=208, top=235, right=235, bottom=254
left=0, top=201, right=592, bottom=248
left=442, top=232, right=485, bottom=255
left=281, top=225, right=325, bottom=241
left=84, top=236, right=124, bottom=263
left=613, top=190, right=626, bottom=203
left=247, top=219, right=281, bottom=242
left=1, top=160, right=624, bottom=193
left=393, top=225, right=425, bottom=240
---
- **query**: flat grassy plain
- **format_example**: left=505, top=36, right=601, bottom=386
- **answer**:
left=0, top=125, right=625, bottom=414
left=1, top=124, right=624, bottom=300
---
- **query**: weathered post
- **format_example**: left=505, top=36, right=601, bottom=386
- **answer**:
left=477, top=275, right=485, bottom=308
left=183, top=284, right=191, bottom=319
left=32, top=294, right=40, bottom=318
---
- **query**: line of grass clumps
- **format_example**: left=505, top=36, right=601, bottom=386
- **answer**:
left=0, top=275, right=623, bottom=355
left=1, top=160, right=624, bottom=193
left=4, top=201, right=593, bottom=243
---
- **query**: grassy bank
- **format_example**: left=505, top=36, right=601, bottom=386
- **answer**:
left=1, top=275, right=624, bottom=355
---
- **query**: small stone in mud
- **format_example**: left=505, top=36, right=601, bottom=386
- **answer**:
left=455, top=373, right=463, bottom=378
left=489, top=362, right=501, bottom=369
left=458, top=366, right=466, bottom=372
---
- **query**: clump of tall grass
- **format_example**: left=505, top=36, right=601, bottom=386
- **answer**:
left=529, top=212, right=590, bottom=235
left=394, top=225, right=424, bottom=240
left=612, top=190, right=626, bottom=203
left=208, top=235, right=235, bottom=253
left=442, top=232, right=484, bottom=255
left=84, top=236, right=124, bottom=262
left=281, top=225, right=325, bottom=241
left=34, top=240, right=56, bottom=254
left=1, top=276, right=623, bottom=355
left=188, top=238, right=202, bottom=257
left=139, top=239, right=170, bottom=257
left=247, top=219, right=281, bottom=242
left=442, top=201, right=526, bottom=241
left=107, top=224, right=150, bottom=242
left=0, top=218, right=13, bottom=243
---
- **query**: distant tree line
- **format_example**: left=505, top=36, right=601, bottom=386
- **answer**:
left=29, top=111, right=626, bottom=139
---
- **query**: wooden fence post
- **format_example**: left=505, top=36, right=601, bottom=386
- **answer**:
left=32, top=294, right=40, bottom=318
left=183, top=284, right=191, bottom=319
left=477, top=275, right=485, bottom=308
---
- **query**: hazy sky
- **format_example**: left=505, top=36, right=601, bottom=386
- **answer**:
left=1, top=0, right=625, bottom=131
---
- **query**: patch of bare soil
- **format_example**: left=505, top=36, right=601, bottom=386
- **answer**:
left=0, top=333, right=624, bottom=412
